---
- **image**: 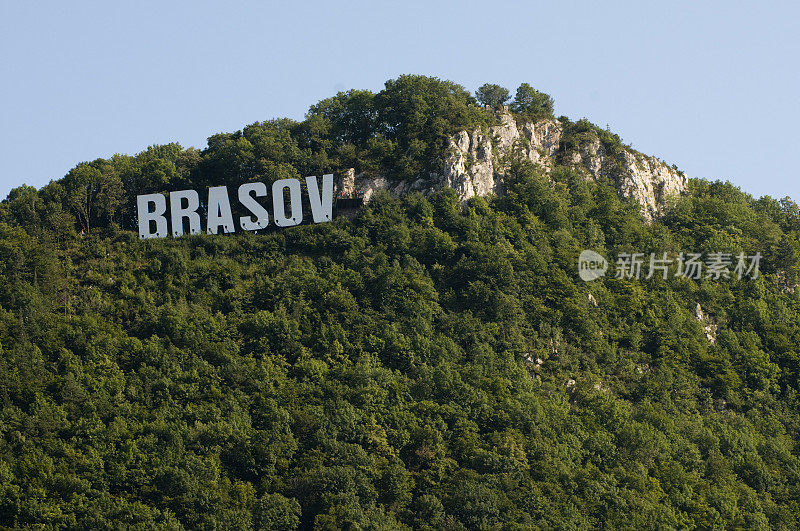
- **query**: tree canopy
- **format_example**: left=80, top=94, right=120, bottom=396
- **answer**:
left=511, top=82, right=555, bottom=119
left=476, top=83, right=511, bottom=109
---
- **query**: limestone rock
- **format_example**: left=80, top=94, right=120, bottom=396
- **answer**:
left=559, top=126, right=686, bottom=221
left=334, top=108, right=687, bottom=221
left=695, top=303, right=718, bottom=344
left=441, top=110, right=562, bottom=202
left=614, top=150, right=687, bottom=221
left=337, top=168, right=356, bottom=197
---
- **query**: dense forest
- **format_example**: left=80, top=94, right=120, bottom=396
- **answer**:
left=2, top=75, right=800, bottom=529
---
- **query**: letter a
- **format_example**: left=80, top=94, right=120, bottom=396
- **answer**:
left=207, top=186, right=235, bottom=234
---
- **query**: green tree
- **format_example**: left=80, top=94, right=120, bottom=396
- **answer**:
left=307, top=89, right=377, bottom=145
left=253, top=493, right=301, bottom=530
left=475, top=83, right=510, bottom=109
left=375, top=74, right=493, bottom=177
left=510, top=82, right=554, bottom=118
left=62, top=160, right=123, bottom=232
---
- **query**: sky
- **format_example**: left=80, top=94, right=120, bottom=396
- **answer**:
left=1, top=1, right=798, bottom=201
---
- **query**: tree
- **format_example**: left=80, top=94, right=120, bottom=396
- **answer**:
left=510, top=83, right=554, bottom=118
left=62, top=160, right=123, bottom=232
left=253, top=493, right=301, bottom=530
left=375, top=74, right=493, bottom=177
left=475, top=83, right=510, bottom=109
left=306, top=89, right=377, bottom=145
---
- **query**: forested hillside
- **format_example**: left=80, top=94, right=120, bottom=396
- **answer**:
left=2, top=76, right=800, bottom=529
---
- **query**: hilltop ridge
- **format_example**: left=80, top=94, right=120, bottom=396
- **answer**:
left=1, top=75, right=691, bottom=234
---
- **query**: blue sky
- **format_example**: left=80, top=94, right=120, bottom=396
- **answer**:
left=2, top=1, right=798, bottom=201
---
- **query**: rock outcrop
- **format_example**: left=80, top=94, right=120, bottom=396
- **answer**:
left=335, top=109, right=687, bottom=221
left=440, top=110, right=562, bottom=201
left=695, top=303, right=718, bottom=344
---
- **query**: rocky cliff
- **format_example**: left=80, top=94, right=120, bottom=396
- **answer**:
left=337, top=109, right=687, bottom=220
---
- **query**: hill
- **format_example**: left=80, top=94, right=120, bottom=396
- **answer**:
left=1, top=75, right=800, bottom=529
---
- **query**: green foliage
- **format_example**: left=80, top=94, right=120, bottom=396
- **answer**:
left=1, top=77, right=800, bottom=529
left=510, top=82, right=555, bottom=119
left=307, top=89, right=378, bottom=146
left=475, top=83, right=511, bottom=109
left=375, top=74, right=495, bottom=179
left=559, top=117, right=626, bottom=159
left=301, top=75, right=497, bottom=180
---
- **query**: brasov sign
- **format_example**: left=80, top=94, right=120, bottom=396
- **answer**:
left=137, top=174, right=333, bottom=239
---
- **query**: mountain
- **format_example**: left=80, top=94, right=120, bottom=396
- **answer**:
left=1, top=75, right=800, bottom=529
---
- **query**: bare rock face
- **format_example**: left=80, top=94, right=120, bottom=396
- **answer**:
left=441, top=111, right=562, bottom=201
left=347, top=173, right=433, bottom=202
left=695, top=303, right=718, bottom=344
left=562, top=135, right=686, bottom=220
left=568, top=137, right=604, bottom=177
left=336, top=108, right=687, bottom=220
left=615, top=151, right=687, bottom=220
left=439, top=109, right=686, bottom=219
left=338, top=168, right=356, bottom=197
left=442, top=129, right=497, bottom=200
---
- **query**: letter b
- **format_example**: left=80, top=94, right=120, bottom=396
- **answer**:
left=137, top=193, right=168, bottom=239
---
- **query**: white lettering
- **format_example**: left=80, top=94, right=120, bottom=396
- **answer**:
left=207, top=186, right=235, bottom=234
left=272, top=178, right=302, bottom=227
left=138, top=173, right=337, bottom=238
left=137, top=193, right=167, bottom=239
left=170, top=189, right=201, bottom=236
left=238, top=182, right=270, bottom=231
left=306, top=174, right=333, bottom=223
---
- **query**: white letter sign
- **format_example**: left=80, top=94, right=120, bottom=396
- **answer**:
left=137, top=173, right=338, bottom=238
